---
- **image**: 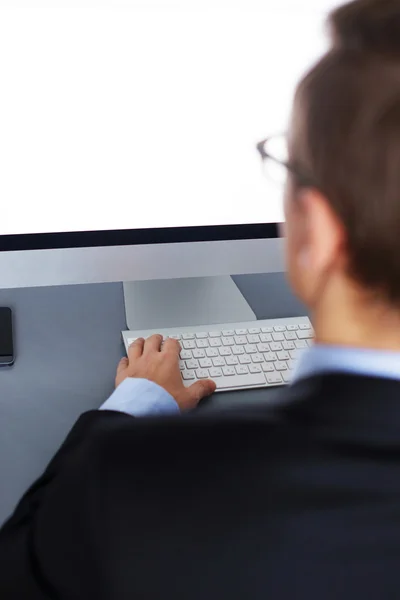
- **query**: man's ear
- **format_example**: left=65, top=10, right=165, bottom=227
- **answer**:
left=300, top=189, right=345, bottom=274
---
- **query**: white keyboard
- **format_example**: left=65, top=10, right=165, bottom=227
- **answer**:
left=122, top=316, right=313, bottom=393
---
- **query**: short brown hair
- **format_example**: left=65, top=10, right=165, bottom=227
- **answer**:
left=293, top=0, right=400, bottom=304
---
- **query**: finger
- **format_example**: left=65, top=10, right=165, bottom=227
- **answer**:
left=161, top=338, right=181, bottom=355
left=144, top=334, right=164, bottom=354
left=128, top=338, right=145, bottom=360
left=186, top=379, right=217, bottom=406
left=117, top=357, right=129, bottom=373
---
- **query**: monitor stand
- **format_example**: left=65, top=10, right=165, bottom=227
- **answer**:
left=123, top=276, right=257, bottom=331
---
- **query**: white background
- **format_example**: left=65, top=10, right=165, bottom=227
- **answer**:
left=0, top=0, right=338, bottom=236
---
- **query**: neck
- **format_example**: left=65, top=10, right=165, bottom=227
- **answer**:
left=313, top=283, right=400, bottom=352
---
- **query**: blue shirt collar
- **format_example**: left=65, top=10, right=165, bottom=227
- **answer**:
left=293, top=344, right=400, bottom=384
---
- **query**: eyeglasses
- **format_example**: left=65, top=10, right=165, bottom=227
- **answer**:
left=256, top=134, right=316, bottom=188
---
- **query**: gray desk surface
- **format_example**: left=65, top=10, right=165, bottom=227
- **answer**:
left=0, top=273, right=305, bottom=525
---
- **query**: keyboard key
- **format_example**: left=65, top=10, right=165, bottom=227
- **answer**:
left=211, top=372, right=266, bottom=390
left=282, top=372, right=292, bottom=383
left=223, top=366, right=236, bottom=376
left=282, top=341, right=296, bottom=350
left=284, top=332, right=297, bottom=341
left=307, top=339, right=314, bottom=347
left=272, top=332, right=285, bottom=342
left=196, top=369, right=210, bottom=379
left=249, top=364, right=262, bottom=374
left=222, top=337, right=235, bottom=346
left=182, top=340, right=196, bottom=350
left=209, top=367, right=223, bottom=378
left=260, top=333, right=273, bottom=343
left=180, top=350, right=193, bottom=360
left=289, top=350, right=300, bottom=359
left=295, top=340, right=308, bottom=349
left=179, top=360, right=186, bottom=370
left=196, top=339, right=209, bottom=348
left=235, top=329, right=248, bottom=335
left=186, top=359, right=199, bottom=370
left=249, top=327, right=261, bottom=334
left=222, top=330, right=235, bottom=336
left=206, top=348, right=219, bottom=357
left=261, top=362, right=274, bottom=373
left=234, top=336, right=247, bottom=345
left=275, top=361, right=288, bottom=371
left=266, top=373, right=283, bottom=385
left=182, top=370, right=196, bottom=381
left=252, top=353, right=264, bottom=364
left=270, top=342, right=283, bottom=352
left=257, top=343, right=270, bottom=353
left=287, top=359, right=296, bottom=370
left=168, top=334, right=181, bottom=340
left=297, top=330, right=314, bottom=340
left=212, top=357, right=226, bottom=367
left=299, top=323, right=312, bottom=330
left=261, top=327, right=273, bottom=333
left=210, top=338, right=222, bottom=347
left=182, top=333, right=195, bottom=340
left=200, top=358, right=213, bottom=368
left=274, top=326, right=286, bottom=332
left=244, top=344, right=257, bottom=354
left=263, top=352, right=277, bottom=362
left=195, top=332, right=208, bottom=339
left=226, top=356, right=239, bottom=366
left=209, top=331, right=221, bottom=338
left=247, top=334, right=260, bottom=344
left=219, top=347, right=232, bottom=356
left=277, top=351, right=290, bottom=361
left=236, top=365, right=249, bottom=375
left=239, top=355, right=252, bottom=365
left=233, top=346, right=245, bottom=355
left=193, top=349, right=206, bottom=359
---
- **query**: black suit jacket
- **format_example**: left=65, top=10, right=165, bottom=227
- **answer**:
left=1, top=373, right=400, bottom=600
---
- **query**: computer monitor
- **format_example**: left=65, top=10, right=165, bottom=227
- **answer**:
left=0, top=0, right=331, bottom=329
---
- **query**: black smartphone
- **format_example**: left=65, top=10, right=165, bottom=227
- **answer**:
left=0, top=307, right=14, bottom=366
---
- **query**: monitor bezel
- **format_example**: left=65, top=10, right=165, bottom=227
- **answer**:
left=0, top=223, right=279, bottom=252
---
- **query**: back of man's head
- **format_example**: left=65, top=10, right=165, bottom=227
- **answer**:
left=293, top=0, right=400, bottom=306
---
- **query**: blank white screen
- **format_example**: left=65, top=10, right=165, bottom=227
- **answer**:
left=0, top=0, right=333, bottom=236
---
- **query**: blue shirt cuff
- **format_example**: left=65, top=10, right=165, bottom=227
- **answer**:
left=99, top=378, right=180, bottom=418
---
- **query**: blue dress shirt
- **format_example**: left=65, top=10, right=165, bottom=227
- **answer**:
left=100, top=345, right=400, bottom=417
left=293, top=345, right=400, bottom=384
left=100, top=378, right=180, bottom=417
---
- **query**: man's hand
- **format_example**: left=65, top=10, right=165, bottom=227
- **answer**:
left=115, top=335, right=216, bottom=411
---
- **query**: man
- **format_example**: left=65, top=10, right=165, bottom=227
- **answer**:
left=2, top=0, right=400, bottom=598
